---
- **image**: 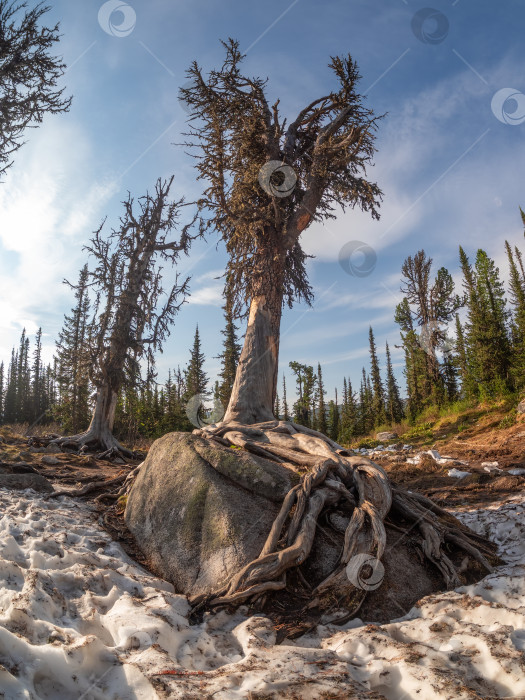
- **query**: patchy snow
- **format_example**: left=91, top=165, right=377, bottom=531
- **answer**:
left=484, top=464, right=504, bottom=473
left=447, top=468, right=471, bottom=479
left=0, top=488, right=524, bottom=699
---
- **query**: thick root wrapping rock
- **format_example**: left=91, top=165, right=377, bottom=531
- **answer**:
left=125, top=421, right=499, bottom=622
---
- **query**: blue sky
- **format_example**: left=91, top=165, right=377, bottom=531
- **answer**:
left=1, top=0, right=525, bottom=405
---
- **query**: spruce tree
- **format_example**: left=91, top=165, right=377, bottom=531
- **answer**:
left=328, top=387, right=340, bottom=442
left=358, top=368, right=374, bottom=434
left=357, top=372, right=366, bottom=435
left=460, top=246, right=511, bottom=397
left=315, top=363, right=328, bottom=435
left=31, top=327, right=44, bottom=422
left=339, top=378, right=357, bottom=443
left=217, top=304, right=241, bottom=410
left=4, top=349, right=17, bottom=423
left=162, top=367, right=191, bottom=432
left=385, top=342, right=404, bottom=424
left=505, top=241, right=525, bottom=387
left=185, top=325, right=208, bottom=399
left=368, top=327, right=386, bottom=426
left=55, top=264, right=91, bottom=433
left=282, top=376, right=290, bottom=422
left=454, top=315, right=475, bottom=399
left=395, top=297, right=424, bottom=420
left=442, top=352, right=458, bottom=403
left=289, top=362, right=316, bottom=427
left=274, top=392, right=281, bottom=420
left=475, top=249, right=511, bottom=390
left=338, top=377, right=348, bottom=441
left=15, top=330, right=30, bottom=422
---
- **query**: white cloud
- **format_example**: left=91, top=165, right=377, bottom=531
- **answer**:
left=0, top=119, right=118, bottom=363
left=303, top=61, right=525, bottom=270
left=188, top=283, right=224, bottom=306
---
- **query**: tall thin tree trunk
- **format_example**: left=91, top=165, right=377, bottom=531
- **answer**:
left=223, top=249, right=285, bottom=424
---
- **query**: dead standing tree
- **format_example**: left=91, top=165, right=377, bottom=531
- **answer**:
left=0, top=0, right=71, bottom=177
left=174, top=42, right=496, bottom=613
left=55, top=177, right=199, bottom=457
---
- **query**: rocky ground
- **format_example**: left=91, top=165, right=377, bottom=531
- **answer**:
left=358, top=417, right=525, bottom=509
left=0, top=420, right=523, bottom=699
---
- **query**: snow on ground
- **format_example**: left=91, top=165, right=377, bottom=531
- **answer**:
left=0, top=490, right=524, bottom=700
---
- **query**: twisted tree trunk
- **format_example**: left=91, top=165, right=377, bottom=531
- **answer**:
left=54, top=383, right=132, bottom=457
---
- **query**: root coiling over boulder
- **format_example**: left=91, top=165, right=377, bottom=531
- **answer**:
left=189, top=419, right=498, bottom=617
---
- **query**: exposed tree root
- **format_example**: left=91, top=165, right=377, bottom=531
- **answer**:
left=46, top=463, right=145, bottom=503
left=47, top=473, right=128, bottom=499
left=190, top=420, right=498, bottom=616
left=50, top=430, right=134, bottom=459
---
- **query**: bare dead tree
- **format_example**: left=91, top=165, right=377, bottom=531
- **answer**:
left=179, top=39, right=382, bottom=424
left=55, top=176, right=200, bottom=456
left=0, top=1, right=71, bottom=177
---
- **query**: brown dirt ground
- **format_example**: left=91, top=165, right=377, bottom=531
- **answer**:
left=374, top=415, right=525, bottom=509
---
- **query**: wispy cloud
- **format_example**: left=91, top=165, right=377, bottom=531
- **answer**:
left=0, top=119, right=118, bottom=362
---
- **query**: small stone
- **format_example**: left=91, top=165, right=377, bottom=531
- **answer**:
left=426, top=449, right=441, bottom=461
left=376, top=431, right=397, bottom=441
left=45, top=443, right=63, bottom=454
left=509, top=468, right=525, bottom=476
left=18, top=451, right=33, bottom=461
left=481, top=461, right=499, bottom=468
left=42, top=455, right=61, bottom=466
left=517, top=399, right=525, bottom=414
